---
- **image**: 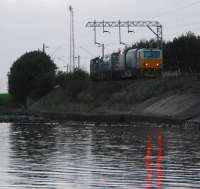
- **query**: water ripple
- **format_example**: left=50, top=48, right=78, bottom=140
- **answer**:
left=0, top=123, right=199, bottom=188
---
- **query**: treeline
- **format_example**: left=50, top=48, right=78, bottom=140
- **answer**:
left=132, top=32, right=200, bottom=73
left=8, top=32, right=200, bottom=106
left=8, top=50, right=89, bottom=106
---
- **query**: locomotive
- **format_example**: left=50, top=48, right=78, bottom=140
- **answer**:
left=90, top=48, right=163, bottom=80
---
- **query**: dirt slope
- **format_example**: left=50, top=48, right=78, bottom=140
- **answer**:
left=29, top=75, right=200, bottom=122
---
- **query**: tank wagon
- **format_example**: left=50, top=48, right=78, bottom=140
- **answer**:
left=90, top=48, right=163, bottom=80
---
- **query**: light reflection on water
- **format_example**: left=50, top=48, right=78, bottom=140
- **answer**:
left=0, top=122, right=199, bottom=188
left=145, top=129, right=164, bottom=189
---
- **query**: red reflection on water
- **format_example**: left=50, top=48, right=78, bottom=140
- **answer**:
left=145, top=129, right=164, bottom=189
left=145, top=131, right=152, bottom=189
left=157, top=129, right=164, bottom=189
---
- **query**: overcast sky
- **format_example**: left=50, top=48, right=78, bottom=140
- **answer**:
left=1, top=0, right=200, bottom=92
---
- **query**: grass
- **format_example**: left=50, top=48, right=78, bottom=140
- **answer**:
left=30, top=75, right=200, bottom=114
left=0, top=93, right=13, bottom=105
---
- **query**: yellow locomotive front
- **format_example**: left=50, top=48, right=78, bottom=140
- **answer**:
left=139, top=49, right=163, bottom=77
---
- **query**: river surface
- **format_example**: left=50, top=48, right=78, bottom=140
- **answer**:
left=0, top=122, right=199, bottom=189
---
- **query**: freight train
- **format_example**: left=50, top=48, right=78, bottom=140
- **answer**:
left=90, top=48, right=163, bottom=80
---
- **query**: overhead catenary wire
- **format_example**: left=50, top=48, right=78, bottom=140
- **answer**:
left=151, top=0, right=200, bottom=19
left=79, top=46, right=95, bottom=56
left=146, top=0, right=200, bottom=41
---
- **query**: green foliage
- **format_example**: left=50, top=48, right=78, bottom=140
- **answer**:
left=8, top=51, right=57, bottom=105
left=56, top=71, right=68, bottom=88
left=70, top=68, right=90, bottom=80
left=131, top=38, right=158, bottom=49
left=56, top=68, right=89, bottom=87
left=131, top=32, right=200, bottom=73
left=0, top=93, right=13, bottom=106
left=55, top=68, right=89, bottom=99
left=163, top=32, right=200, bottom=72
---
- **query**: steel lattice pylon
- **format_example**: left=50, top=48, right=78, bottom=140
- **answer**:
left=86, top=20, right=163, bottom=56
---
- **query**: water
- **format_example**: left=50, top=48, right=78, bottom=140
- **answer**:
left=0, top=122, right=199, bottom=189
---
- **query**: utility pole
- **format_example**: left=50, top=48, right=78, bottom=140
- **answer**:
left=69, top=5, right=75, bottom=72
left=69, top=5, right=72, bottom=72
left=69, top=6, right=72, bottom=72
left=42, top=43, right=48, bottom=53
left=77, top=55, right=80, bottom=69
left=74, top=55, right=80, bottom=69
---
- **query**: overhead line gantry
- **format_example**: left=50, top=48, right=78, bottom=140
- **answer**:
left=86, top=20, right=163, bottom=57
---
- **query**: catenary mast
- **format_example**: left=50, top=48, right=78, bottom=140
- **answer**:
left=69, top=5, right=75, bottom=72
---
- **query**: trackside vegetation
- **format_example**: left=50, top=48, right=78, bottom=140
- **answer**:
left=55, top=69, right=90, bottom=98
left=0, top=93, right=13, bottom=106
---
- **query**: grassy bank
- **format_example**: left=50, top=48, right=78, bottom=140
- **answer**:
left=0, top=93, right=22, bottom=115
left=0, top=93, right=13, bottom=106
left=29, top=75, right=200, bottom=123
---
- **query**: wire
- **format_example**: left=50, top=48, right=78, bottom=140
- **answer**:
left=80, top=46, right=95, bottom=56
left=166, top=19, right=200, bottom=29
left=51, top=45, right=63, bottom=56
left=152, top=0, right=200, bottom=19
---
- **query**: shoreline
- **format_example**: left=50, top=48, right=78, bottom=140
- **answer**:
left=1, top=110, right=200, bottom=130
left=1, top=76, right=200, bottom=129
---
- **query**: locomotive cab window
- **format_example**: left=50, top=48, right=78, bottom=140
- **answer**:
left=144, top=51, right=160, bottom=58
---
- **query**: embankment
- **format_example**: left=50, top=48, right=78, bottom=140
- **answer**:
left=29, top=75, right=200, bottom=125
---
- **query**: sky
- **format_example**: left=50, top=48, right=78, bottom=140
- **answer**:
left=1, top=0, right=200, bottom=92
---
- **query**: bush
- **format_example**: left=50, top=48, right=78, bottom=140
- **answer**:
left=55, top=68, right=89, bottom=99
left=55, top=71, right=68, bottom=88
left=0, top=93, right=13, bottom=106
left=8, top=51, right=57, bottom=105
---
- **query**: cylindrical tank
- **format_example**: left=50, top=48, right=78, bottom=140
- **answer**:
left=126, top=48, right=138, bottom=69
left=118, top=51, right=126, bottom=70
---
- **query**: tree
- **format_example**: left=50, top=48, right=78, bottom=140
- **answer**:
left=163, top=32, right=200, bottom=72
left=130, top=32, right=200, bottom=73
left=8, top=50, right=57, bottom=105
